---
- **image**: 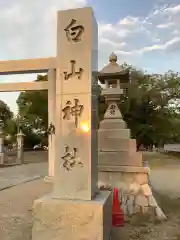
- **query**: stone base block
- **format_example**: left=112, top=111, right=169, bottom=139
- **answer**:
left=97, top=167, right=167, bottom=218
left=99, top=119, right=127, bottom=129
left=98, top=128, right=130, bottom=139
left=129, top=139, right=137, bottom=154
left=98, top=166, right=150, bottom=190
left=98, top=151, right=142, bottom=166
left=32, top=191, right=112, bottom=240
left=98, top=138, right=137, bottom=152
left=99, top=165, right=150, bottom=174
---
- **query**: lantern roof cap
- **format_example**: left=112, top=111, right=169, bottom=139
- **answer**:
left=100, top=53, right=128, bottom=75
left=98, top=53, right=130, bottom=84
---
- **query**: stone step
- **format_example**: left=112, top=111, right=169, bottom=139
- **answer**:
left=98, top=151, right=142, bottom=166
left=98, top=129, right=131, bottom=139
left=129, top=139, right=137, bottom=155
left=98, top=165, right=150, bottom=174
left=99, top=119, right=127, bottom=129
left=98, top=138, right=137, bottom=152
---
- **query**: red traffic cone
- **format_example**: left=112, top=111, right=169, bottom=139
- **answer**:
left=112, top=188, right=124, bottom=227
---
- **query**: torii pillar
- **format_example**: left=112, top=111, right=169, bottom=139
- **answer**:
left=46, top=69, right=56, bottom=181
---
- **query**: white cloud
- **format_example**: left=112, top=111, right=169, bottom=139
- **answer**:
left=1, top=1, right=178, bottom=69
left=151, top=4, right=180, bottom=16
left=98, top=3, right=180, bottom=63
left=0, top=0, right=87, bottom=61
left=139, top=37, right=180, bottom=53
left=116, top=50, right=134, bottom=56
left=0, top=0, right=87, bottom=113
left=153, top=38, right=161, bottom=43
left=164, top=36, right=180, bottom=52
left=141, top=44, right=164, bottom=53
left=165, top=4, right=180, bottom=14
left=98, top=23, right=113, bottom=35
left=118, top=16, right=139, bottom=26
left=156, top=22, right=174, bottom=29
left=0, top=1, right=180, bottom=114
left=99, top=38, right=126, bottom=48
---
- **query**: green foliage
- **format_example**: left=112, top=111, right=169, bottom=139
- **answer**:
left=120, top=67, right=180, bottom=147
left=23, top=127, right=43, bottom=148
left=16, top=75, right=48, bottom=147
left=4, top=118, right=17, bottom=141
left=0, top=100, right=13, bottom=132
left=0, top=100, right=13, bottom=121
left=17, top=75, right=48, bottom=132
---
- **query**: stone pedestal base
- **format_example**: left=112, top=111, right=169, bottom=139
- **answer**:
left=98, top=166, right=166, bottom=220
left=98, top=166, right=150, bottom=190
left=32, top=191, right=112, bottom=240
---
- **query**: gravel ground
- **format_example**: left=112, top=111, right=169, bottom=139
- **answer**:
left=0, top=179, right=52, bottom=240
left=145, top=152, right=180, bottom=198
left=150, top=167, right=180, bottom=198
left=1, top=178, right=180, bottom=240
left=0, top=151, right=180, bottom=239
left=122, top=193, right=180, bottom=240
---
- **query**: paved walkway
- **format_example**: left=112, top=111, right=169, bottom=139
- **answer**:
left=0, top=162, right=48, bottom=191
left=1, top=157, right=180, bottom=197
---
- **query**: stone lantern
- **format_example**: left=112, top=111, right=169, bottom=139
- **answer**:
left=15, top=114, right=25, bottom=164
left=16, top=129, right=25, bottom=164
left=97, top=53, right=166, bottom=219
left=0, top=119, right=4, bottom=165
left=98, top=53, right=136, bottom=169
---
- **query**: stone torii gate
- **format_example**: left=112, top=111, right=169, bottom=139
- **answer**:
left=0, top=58, right=56, bottom=179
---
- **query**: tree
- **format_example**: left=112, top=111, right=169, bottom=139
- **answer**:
left=4, top=118, right=17, bottom=138
left=17, top=75, right=48, bottom=132
left=0, top=100, right=13, bottom=130
left=16, top=75, right=48, bottom=147
left=120, top=67, right=180, bottom=148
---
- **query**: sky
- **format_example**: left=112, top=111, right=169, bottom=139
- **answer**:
left=0, top=0, right=180, bottom=114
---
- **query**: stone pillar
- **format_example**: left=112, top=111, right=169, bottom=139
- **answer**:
left=16, top=130, right=25, bottom=164
left=44, top=69, right=56, bottom=182
left=53, top=8, right=99, bottom=201
left=32, top=7, right=112, bottom=240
